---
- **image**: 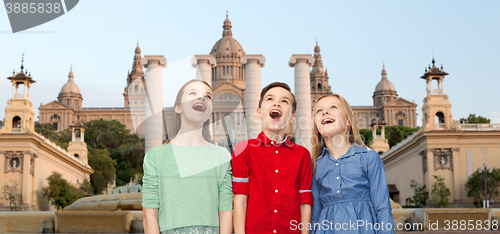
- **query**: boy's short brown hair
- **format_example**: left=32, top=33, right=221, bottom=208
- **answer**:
left=258, top=82, right=297, bottom=114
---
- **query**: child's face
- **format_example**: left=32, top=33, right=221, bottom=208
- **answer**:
left=314, top=96, right=350, bottom=138
left=175, top=82, right=213, bottom=124
left=256, top=87, right=295, bottom=132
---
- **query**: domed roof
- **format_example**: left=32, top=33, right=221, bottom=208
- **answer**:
left=210, top=12, right=245, bottom=59
left=374, top=65, right=397, bottom=94
left=59, top=67, right=81, bottom=95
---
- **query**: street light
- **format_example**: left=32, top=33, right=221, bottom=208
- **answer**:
left=478, top=162, right=493, bottom=208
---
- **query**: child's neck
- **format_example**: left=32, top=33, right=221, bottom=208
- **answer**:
left=262, top=128, right=286, bottom=143
left=324, top=134, right=351, bottom=160
left=171, top=121, right=207, bottom=146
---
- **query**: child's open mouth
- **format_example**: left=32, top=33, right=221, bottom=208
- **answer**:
left=269, top=109, right=282, bottom=120
left=321, top=118, right=335, bottom=125
left=192, top=103, right=206, bottom=112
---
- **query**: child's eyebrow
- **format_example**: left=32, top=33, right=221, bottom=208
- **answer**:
left=264, top=94, right=275, bottom=98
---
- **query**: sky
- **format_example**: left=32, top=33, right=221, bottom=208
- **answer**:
left=1, top=0, right=499, bottom=126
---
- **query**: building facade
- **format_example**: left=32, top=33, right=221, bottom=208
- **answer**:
left=381, top=60, right=500, bottom=207
left=0, top=63, right=93, bottom=211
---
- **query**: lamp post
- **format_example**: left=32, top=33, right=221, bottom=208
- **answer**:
left=478, top=162, right=493, bottom=208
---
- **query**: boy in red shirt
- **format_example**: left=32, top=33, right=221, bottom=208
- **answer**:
left=233, top=82, right=313, bottom=234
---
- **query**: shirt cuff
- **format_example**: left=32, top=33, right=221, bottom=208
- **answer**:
left=233, top=183, right=249, bottom=195
left=300, top=191, right=313, bottom=206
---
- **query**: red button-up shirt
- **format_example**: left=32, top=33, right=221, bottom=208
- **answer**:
left=232, top=131, right=313, bottom=234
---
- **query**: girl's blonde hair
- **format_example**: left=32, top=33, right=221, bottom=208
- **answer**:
left=164, top=79, right=213, bottom=145
left=311, top=94, right=366, bottom=173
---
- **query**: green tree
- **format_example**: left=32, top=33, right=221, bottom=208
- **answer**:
left=359, top=129, right=372, bottom=147
left=465, top=168, right=500, bottom=207
left=431, top=175, right=451, bottom=207
left=42, top=172, right=82, bottom=210
left=84, top=119, right=139, bottom=150
left=387, top=127, right=403, bottom=147
left=78, top=178, right=94, bottom=195
left=35, top=122, right=59, bottom=141
left=88, top=149, right=117, bottom=194
left=460, top=114, right=491, bottom=124
left=0, top=119, right=4, bottom=128
left=408, top=180, right=429, bottom=208
left=2, top=181, right=23, bottom=211
left=34, top=122, right=70, bottom=149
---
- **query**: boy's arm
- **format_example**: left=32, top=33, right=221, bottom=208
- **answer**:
left=234, top=194, right=248, bottom=234
left=232, top=142, right=250, bottom=234
left=300, top=204, right=311, bottom=234
left=219, top=210, right=233, bottom=234
left=298, top=150, right=314, bottom=234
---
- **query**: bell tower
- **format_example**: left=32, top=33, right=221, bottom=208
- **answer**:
left=67, top=119, right=89, bottom=166
left=4, top=54, right=36, bottom=134
left=370, top=118, right=390, bottom=155
left=420, top=58, right=453, bottom=131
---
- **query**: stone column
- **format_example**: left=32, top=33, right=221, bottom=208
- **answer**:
left=452, top=148, right=461, bottom=203
left=191, top=55, right=216, bottom=87
left=142, top=55, right=167, bottom=153
left=241, top=55, right=266, bottom=139
left=22, top=152, right=31, bottom=209
left=289, top=54, right=314, bottom=151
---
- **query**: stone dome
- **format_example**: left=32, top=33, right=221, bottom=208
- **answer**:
left=59, top=68, right=81, bottom=95
left=211, top=37, right=245, bottom=59
left=374, top=78, right=396, bottom=93
left=374, top=65, right=397, bottom=94
left=210, top=13, right=245, bottom=59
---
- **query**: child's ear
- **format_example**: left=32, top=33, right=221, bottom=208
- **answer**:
left=174, top=105, right=182, bottom=114
left=288, top=113, right=296, bottom=124
left=256, top=108, right=262, bottom=119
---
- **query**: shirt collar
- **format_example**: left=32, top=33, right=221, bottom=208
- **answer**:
left=257, top=131, right=292, bottom=148
left=321, top=144, right=368, bottom=161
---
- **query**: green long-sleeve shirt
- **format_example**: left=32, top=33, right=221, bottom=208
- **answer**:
left=142, top=143, right=233, bottom=232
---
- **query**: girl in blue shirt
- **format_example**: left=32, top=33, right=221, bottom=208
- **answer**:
left=310, top=94, right=395, bottom=234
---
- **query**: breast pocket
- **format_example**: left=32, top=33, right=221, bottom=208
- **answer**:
left=340, top=162, right=362, bottom=179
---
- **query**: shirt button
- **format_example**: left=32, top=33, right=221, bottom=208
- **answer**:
left=275, top=189, right=278, bottom=193
left=273, top=230, right=276, bottom=233
left=274, top=209, right=277, bottom=213
left=336, top=163, right=339, bottom=166
left=337, top=177, right=339, bottom=180
left=275, top=169, right=279, bottom=173
left=271, top=141, right=274, bottom=144
left=337, top=190, right=340, bottom=193
left=275, top=150, right=278, bottom=154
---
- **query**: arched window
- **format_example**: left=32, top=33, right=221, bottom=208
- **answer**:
left=396, top=111, right=406, bottom=126
left=318, top=83, right=322, bottom=91
left=74, top=154, right=79, bottom=159
left=435, top=112, right=445, bottom=124
left=134, top=85, right=138, bottom=92
left=12, top=116, right=21, bottom=128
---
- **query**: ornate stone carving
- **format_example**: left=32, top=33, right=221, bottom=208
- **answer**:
left=4, top=151, right=24, bottom=173
left=430, top=148, right=453, bottom=171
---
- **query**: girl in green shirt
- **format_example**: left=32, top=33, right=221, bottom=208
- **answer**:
left=142, top=79, right=233, bottom=234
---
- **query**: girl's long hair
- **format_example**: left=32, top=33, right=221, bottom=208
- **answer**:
left=311, top=93, right=366, bottom=173
left=164, top=79, right=213, bottom=144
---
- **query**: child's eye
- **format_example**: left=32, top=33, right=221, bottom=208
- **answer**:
left=316, top=109, right=322, bottom=113
left=282, top=100, right=289, bottom=104
left=266, top=97, right=273, bottom=101
left=189, top=91, right=196, bottom=95
left=331, top=105, right=337, bottom=109
left=205, top=95, right=212, bottom=100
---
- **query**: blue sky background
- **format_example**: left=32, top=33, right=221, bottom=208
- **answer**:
left=1, top=0, right=499, bottom=126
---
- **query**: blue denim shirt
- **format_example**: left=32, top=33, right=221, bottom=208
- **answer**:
left=311, top=145, right=395, bottom=234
